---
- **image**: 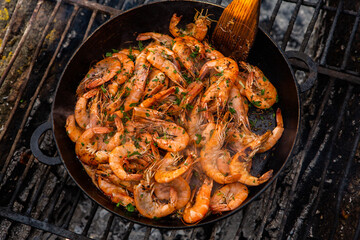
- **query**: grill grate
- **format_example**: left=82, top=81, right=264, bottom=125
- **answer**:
left=0, top=0, right=359, bottom=239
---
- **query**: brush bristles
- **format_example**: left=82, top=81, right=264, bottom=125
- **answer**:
left=212, top=0, right=260, bottom=60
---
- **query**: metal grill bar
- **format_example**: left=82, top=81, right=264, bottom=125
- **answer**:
left=281, top=0, right=302, bottom=50
left=340, top=7, right=360, bottom=69
left=83, top=10, right=98, bottom=40
left=289, top=60, right=360, bottom=85
left=43, top=174, right=69, bottom=222
left=320, top=0, right=343, bottom=65
left=209, top=223, right=217, bottom=240
left=115, top=0, right=126, bottom=10
left=189, top=228, right=196, bottom=239
left=255, top=179, right=278, bottom=240
left=169, top=230, right=176, bottom=239
left=81, top=203, right=98, bottom=236
left=276, top=78, right=335, bottom=238
left=62, top=189, right=82, bottom=228
left=64, top=0, right=122, bottom=16
left=101, top=213, right=115, bottom=240
left=329, top=115, right=360, bottom=239
left=284, top=0, right=358, bottom=16
left=354, top=212, right=360, bottom=240
left=0, top=207, right=89, bottom=240
left=265, top=0, right=282, bottom=32
left=0, top=0, right=44, bottom=89
left=303, top=85, right=354, bottom=240
left=25, top=166, right=51, bottom=216
left=299, top=0, right=322, bottom=51
left=0, top=4, right=79, bottom=185
left=123, top=222, right=134, bottom=240
left=7, top=156, right=35, bottom=208
left=0, top=0, right=62, bottom=142
left=0, top=0, right=24, bottom=55
left=144, top=226, right=151, bottom=240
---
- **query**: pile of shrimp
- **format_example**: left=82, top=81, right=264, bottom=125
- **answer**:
left=65, top=11, right=284, bottom=223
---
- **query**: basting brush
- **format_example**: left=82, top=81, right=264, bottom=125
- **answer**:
left=212, top=0, right=260, bottom=60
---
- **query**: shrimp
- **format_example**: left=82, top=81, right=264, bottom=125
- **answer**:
left=95, top=117, right=125, bottom=162
left=111, top=52, right=135, bottom=84
left=183, top=177, right=213, bottom=224
left=143, top=69, right=168, bottom=99
left=200, top=113, right=240, bottom=184
left=88, top=92, right=100, bottom=128
left=258, top=108, right=284, bottom=153
left=82, top=163, right=98, bottom=187
left=226, top=125, right=259, bottom=153
left=133, top=107, right=173, bottom=122
left=96, top=164, right=137, bottom=192
left=154, top=177, right=191, bottom=209
left=228, top=86, right=250, bottom=128
left=75, top=127, right=112, bottom=165
left=134, top=182, right=177, bottom=219
left=123, top=50, right=151, bottom=111
left=146, top=46, right=187, bottom=87
left=187, top=101, right=206, bottom=142
left=172, top=37, right=199, bottom=77
left=210, top=183, right=248, bottom=212
left=74, top=88, right=98, bottom=129
left=119, top=48, right=140, bottom=59
left=235, top=72, right=247, bottom=96
left=139, top=86, right=176, bottom=108
left=203, top=41, right=224, bottom=60
left=229, top=132, right=273, bottom=186
left=216, top=151, right=231, bottom=176
left=65, top=114, right=83, bottom=142
left=138, top=118, right=189, bottom=152
left=97, top=174, right=135, bottom=207
left=179, top=81, right=204, bottom=110
left=239, top=61, right=278, bottom=109
left=109, top=142, right=146, bottom=181
left=199, top=122, right=216, bottom=147
left=181, top=36, right=206, bottom=59
left=136, top=32, right=174, bottom=49
left=76, top=57, right=121, bottom=95
left=169, top=11, right=211, bottom=41
left=199, top=58, right=239, bottom=112
left=154, top=152, right=193, bottom=183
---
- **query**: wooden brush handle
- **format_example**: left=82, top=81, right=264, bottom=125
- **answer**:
left=212, top=0, right=260, bottom=60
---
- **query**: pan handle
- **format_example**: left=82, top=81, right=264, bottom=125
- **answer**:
left=30, top=121, right=62, bottom=165
left=286, top=51, right=317, bottom=93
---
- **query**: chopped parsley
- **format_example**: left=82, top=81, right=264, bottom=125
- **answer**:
left=214, top=70, right=224, bottom=76
left=127, top=46, right=135, bottom=61
left=190, top=46, right=200, bottom=58
left=195, top=134, right=202, bottom=144
left=129, top=103, right=137, bottom=107
left=138, top=41, right=144, bottom=51
left=252, top=100, right=262, bottom=107
left=101, top=85, right=107, bottom=93
left=116, top=201, right=123, bottom=207
left=126, top=203, right=135, bottom=212
left=128, top=151, right=141, bottom=157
